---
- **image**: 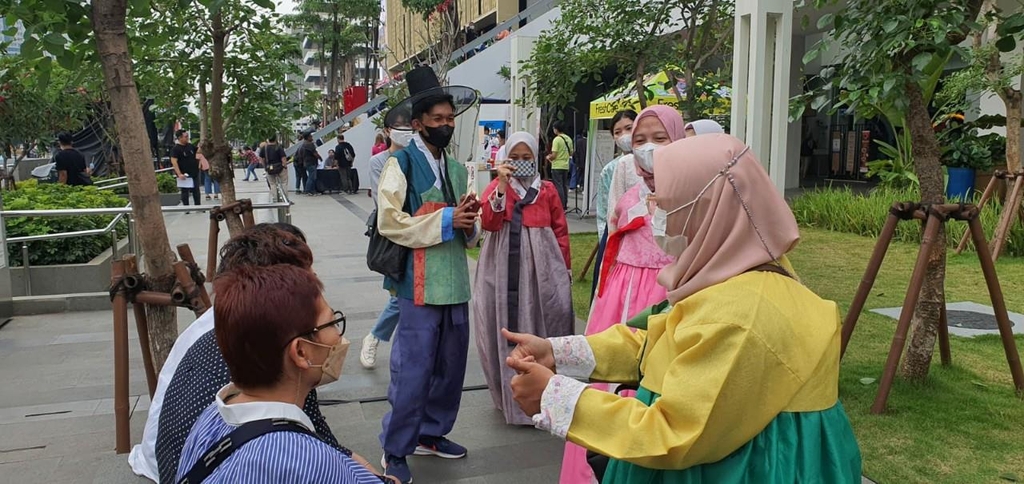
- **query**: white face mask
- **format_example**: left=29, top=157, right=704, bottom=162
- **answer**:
left=652, top=204, right=690, bottom=257
left=389, top=129, right=416, bottom=148
left=652, top=169, right=729, bottom=257
left=634, top=142, right=659, bottom=173
left=615, top=133, right=633, bottom=153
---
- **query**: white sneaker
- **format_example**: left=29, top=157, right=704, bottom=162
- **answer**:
left=360, top=333, right=380, bottom=369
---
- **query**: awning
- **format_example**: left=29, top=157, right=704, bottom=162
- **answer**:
left=589, top=71, right=731, bottom=119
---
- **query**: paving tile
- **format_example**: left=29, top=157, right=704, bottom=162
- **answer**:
left=0, top=456, right=60, bottom=484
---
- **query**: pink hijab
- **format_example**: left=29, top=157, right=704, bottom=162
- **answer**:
left=653, top=134, right=800, bottom=304
left=632, top=105, right=687, bottom=145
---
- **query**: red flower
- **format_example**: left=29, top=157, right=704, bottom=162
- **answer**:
left=0, top=95, right=6, bottom=103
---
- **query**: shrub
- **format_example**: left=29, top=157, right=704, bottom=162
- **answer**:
left=2, top=182, right=130, bottom=266
left=791, top=186, right=1024, bottom=257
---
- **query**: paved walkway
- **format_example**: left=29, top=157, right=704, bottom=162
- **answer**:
left=0, top=171, right=573, bottom=484
left=0, top=172, right=873, bottom=484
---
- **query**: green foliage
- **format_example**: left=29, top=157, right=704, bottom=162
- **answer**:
left=2, top=183, right=130, bottom=266
left=938, top=125, right=1000, bottom=171
left=791, top=186, right=1024, bottom=256
left=0, top=57, right=93, bottom=158
left=867, top=126, right=919, bottom=188
left=795, top=0, right=979, bottom=123
left=401, top=0, right=445, bottom=17
left=520, top=0, right=731, bottom=121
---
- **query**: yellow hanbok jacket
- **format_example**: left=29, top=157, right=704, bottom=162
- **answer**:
left=538, top=270, right=862, bottom=483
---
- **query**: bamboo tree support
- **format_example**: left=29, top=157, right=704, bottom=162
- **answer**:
left=841, top=202, right=1024, bottom=415
left=206, top=199, right=256, bottom=278
left=578, top=243, right=599, bottom=281
left=955, top=170, right=1024, bottom=261
left=991, top=171, right=1024, bottom=261
left=109, top=249, right=210, bottom=454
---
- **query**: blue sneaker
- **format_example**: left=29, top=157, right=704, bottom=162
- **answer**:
left=414, top=436, right=467, bottom=459
left=381, top=454, right=413, bottom=484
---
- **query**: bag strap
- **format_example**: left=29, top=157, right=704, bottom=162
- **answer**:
left=177, top=418, right=318, bottom=484
left=746, top=263, right=793, bottom=279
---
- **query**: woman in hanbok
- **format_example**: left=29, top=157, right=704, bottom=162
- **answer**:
left=560, top=105, right=687, bottom=484
left=591, top=109, right=638, bottom=301
left=472, top=131, right=574, bottom=426
left=504, top=134, right=862, bottom=484
left=589, top=105, right=686, bottom=342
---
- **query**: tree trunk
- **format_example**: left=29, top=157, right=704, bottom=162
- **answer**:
left=900, top=81, right=948, bottom=380
left=92, top=0, right=178, bottom=372
left=1005, top=91, right=1021, bottom=173
left=198, top=80, right=209, bottom=144
left=206, top=12, right=243, bottom=235
left=330, top=8, right=341, bottom=120
left=636, top=59, right=648, bottom=109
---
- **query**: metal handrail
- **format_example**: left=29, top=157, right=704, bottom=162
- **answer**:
left=95, top=167, right=176, bottom=189
left=3, top=198, right=294, bottom=296
left=7, top=212, right=127, bottom=244
left=0, top=201, right=292, bottom=218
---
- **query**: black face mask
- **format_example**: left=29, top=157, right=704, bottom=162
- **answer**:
left=422, top=124, right=455, bottom=150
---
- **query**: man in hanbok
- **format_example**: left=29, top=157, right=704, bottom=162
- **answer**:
left=375, top=65, right=481, bottom=484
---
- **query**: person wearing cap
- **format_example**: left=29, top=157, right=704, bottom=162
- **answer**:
left=502, top=134, right=861, bottom=483
left=359, top=110, right=415, bottom=370
left=374, top=65, right=482, bottom=484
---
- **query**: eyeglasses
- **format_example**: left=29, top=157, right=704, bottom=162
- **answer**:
left=285, top=310, right=346, bottom=347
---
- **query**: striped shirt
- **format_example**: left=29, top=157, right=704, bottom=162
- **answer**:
left=176, top=389, right=383, bottom=484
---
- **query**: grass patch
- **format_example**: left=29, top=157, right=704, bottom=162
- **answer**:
left=474, top=228, right=1024, bottom=483
left=790, top=228, right=1024, bottom=484
left=792, top=186, right=1024, bottom=257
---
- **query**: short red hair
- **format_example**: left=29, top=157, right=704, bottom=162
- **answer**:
left=213, top=264, right=324, bottom=389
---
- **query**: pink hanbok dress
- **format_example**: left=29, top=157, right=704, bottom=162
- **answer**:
left=559, top=183, right=675, bottom=484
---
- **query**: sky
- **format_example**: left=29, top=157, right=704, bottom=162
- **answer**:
left=275, top=0, right=297, bottom=14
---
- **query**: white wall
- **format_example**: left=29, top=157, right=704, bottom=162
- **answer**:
left=314, top=115, right=378, bottom=190
left=787, top=33, right=805, bottom=189
left=320, top=6, right=562, bottom=189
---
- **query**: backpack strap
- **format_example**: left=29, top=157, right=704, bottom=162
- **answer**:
left=389, top=148, right=422, bottom=215
left=177, top=418, right=318, bottom=484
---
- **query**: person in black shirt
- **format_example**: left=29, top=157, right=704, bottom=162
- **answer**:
left=299, top=132, right=322, bottom=196
left=336, top=134, right=357, bottom=194
left=54, top=133, right=92, bottom=186
left=293, top=134, right=308, bottom=193
left=170, top=129, right=201, bottom=208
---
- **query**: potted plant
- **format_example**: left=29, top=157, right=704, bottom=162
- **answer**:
left=939, top=127, right=995, bottom=201
left=973, top=132, right=1007, bottom=200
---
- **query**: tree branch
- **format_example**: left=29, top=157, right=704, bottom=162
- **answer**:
left=223, top=89, right=245, bottom=132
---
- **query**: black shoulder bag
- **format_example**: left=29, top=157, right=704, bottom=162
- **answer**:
left=177, top=418, right=317, bottom=484
left=366, top=153, right=414, bottom=282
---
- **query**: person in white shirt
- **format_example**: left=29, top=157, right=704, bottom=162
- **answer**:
left=129, top=223, right=383, bottom=482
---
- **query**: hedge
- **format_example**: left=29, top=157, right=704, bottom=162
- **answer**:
left=790, top=186, right=1024, bottom=257
left=3, top=180, right=130, bottom=266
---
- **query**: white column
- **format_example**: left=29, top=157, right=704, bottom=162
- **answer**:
left=731, top=0, right=794, bottom=193
left=511, top=35, right=541, bottom=136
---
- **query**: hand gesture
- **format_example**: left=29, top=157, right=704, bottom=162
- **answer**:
left=453, top=194, right=479, bottom=230
left=496, top=162, right=515, bottom=193
left=502, top=328, right=555, bottom=372
left=507, top=356, right=554, bottom=416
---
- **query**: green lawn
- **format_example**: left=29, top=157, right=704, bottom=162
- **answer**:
left=472, top=228, right=1024, bottom=483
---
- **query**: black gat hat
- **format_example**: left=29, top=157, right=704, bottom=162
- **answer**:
left=384, top=65, right=479, bottom=128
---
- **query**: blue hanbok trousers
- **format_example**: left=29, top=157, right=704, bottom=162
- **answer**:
left=380, top=298, right=470, bottom=457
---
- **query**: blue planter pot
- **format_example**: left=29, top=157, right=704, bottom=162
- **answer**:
left=946, top=167, right=976, bottom=201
